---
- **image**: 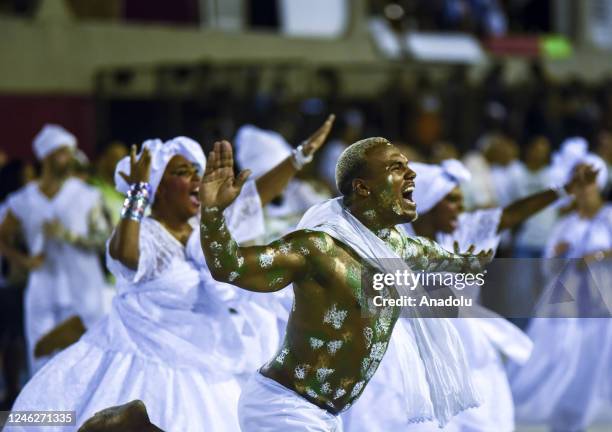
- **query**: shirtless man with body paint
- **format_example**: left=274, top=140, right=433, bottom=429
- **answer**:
left=199, top=137, right=492, bottom=431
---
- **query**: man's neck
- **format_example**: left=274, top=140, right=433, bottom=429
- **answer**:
left=412, top=214, right=436, bottom=240
left=346, top=199, right=394, bottom=234
left=38, top=169, right=66, bottom=198
left=578, top=198, right=604, bottom=219
left=150, top=207, right=192, bottom=243
left=526, top=161, right=545, bottom=172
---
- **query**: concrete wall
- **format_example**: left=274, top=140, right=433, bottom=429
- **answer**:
left=2, top=0, right=611, bottom=96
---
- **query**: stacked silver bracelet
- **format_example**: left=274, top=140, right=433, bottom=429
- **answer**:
left=121, top=182, right=152, bottom=222
left=291, top=143, right=314, bottom=170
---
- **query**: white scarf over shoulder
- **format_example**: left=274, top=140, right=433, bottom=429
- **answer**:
left=297, top=198, right=480, bottom=427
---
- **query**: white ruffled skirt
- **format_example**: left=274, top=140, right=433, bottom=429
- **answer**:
left=9, top=335, right=242, bottom=432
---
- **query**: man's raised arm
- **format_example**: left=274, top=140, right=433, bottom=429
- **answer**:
left=406, top=236, right=492, bottom=274
left=199, top=140, right=318, bottom=292
left=255, top=114, right=334, bottom=205
left=498, top=163, right=598, bottom=231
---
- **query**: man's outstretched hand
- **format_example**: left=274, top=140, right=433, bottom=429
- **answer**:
left=301, top=114, right=336, bottom=157
left=199, top=140, right=251, bottom=211
left=454, top=241, right=494, bottom=268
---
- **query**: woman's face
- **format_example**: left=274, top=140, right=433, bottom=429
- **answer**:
left=155, top=155, right=202, bottom=219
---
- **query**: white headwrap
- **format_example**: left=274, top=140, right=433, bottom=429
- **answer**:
left=114, top=136, right=206, bottom=204
left=411, top=159, right=472, bottom=214
left=550, top=137, right=608, bottom=190
left=32, top=124, right=77, bottom=161
left=234, top=124, right=291, bottom=178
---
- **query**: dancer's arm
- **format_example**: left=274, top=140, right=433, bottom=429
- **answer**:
left=255, top=114, right=334, bottom=205
left=498, top=164, right=598, bottom=231
left=0, top=211, right=44, bottom=270
left=406, top=236, right=492, bottom=274
left=201, top=207, right=324, bottom=292
left=108, top=146, right=151, bottom=270
left=42, top=203, right=110, bottom=253
left=200, top=140, right=326, bottom=292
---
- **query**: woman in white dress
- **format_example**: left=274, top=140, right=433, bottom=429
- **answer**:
left=508, top=144, right=612, bottom=432
left=9, top=116, right=335, bottom=431
left=0, top=124, right=110, bottom=374
left=8, top=137, right=248, bottom=431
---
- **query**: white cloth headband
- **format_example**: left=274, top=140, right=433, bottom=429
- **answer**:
left=550, top=137, right=608, bottom=191
left=114, top=136, right=206, bottom=204
left=411, top=159, right=472, bottom=214
left=234, top=124, right=292, bottom=179
left=32, top=124, right=77, bottom=161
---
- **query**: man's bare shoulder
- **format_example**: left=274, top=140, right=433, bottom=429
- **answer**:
left=284, top=229, right=342, bottom=254
left=279, top=230, right=361, bottom=271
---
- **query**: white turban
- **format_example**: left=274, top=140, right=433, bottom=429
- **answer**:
left=114, top=136, right=206, bottom=204
left=32, top=124, right=77, bottom=161
left=550, top=137, right=608, bottom=190
left=411, top=159, right=472, bottom=214
left=234, top=124, right=291, bottom=179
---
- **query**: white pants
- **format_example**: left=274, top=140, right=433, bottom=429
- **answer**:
left=238, top=372, right=343, bottom=432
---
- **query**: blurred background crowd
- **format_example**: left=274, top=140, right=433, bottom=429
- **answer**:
left=1, top=0, right=612, bottom=429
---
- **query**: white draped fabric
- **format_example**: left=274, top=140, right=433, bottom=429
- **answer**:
left=9, top=180, right=271, bottom=431
left=297, top=198, right=480, bottom=428
left=239, top=372, right=343, bottom=432
left=344, top=208, right=531, bottom=432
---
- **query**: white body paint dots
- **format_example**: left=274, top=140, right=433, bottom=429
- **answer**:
left=259, top=252, right=274, bottom=268
left=316, top=368, right=335, bottom=382
left=310, top=337, right=325, bottom=349
left=326, top=340, right=344, bottom=355
left=323, top=304, right=348, bottom=330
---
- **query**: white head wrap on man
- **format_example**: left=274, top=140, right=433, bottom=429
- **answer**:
left=411, top=159, right=472, bottom=214
left=32, top=124, right=77, bottom=161
left=550, top=137, right=608, bottom=190
left=234, top=125, right=291, bottom=179
left=114, top=136, right=206, bottom=204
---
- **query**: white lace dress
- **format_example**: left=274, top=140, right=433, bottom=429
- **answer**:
left=343, top=209, right=531, bottom=432
left=9, top=181, right=271, bottom=431
left=6, top=178, right=107, bottom=373
left=508, top=205, right=612, bottom=431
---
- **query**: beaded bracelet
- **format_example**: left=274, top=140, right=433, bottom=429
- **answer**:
left=120, top=182, right=152, bottom=222
left=291, top=143, right=313, bottom=170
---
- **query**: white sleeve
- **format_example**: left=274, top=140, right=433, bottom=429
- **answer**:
left=223, top=180, right=265, bottom=244
left=105, top=219, right=159, bottom=283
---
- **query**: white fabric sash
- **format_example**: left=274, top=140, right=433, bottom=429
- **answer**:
left=297, top=198, right=480, bottom=427
left=87, top=260, right=248, bottom=376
